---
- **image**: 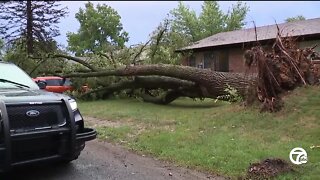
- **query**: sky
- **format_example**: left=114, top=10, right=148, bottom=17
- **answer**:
left=55, top=1, right=320, bottom=47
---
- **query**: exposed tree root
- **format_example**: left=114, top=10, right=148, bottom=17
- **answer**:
left=245, top=32, right=320, bottom=112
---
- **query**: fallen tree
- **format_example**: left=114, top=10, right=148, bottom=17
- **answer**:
left=64, top=64, right=256, bottom=98
left=50, top=53, right=256, bottom=104
left=54, top=30, right=320, bottom=111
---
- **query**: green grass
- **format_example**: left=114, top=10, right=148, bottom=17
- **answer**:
left=78, top=86, right=320, bottom=179
left=96, top=125, right=133, bottom=143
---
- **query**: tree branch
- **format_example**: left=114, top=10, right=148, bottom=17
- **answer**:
left=49, top=54, right=99, bottom=71
left=132, top=39, right=151, bottom=65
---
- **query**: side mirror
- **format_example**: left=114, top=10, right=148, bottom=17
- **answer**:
left=37, top=80, right=47, bottom=89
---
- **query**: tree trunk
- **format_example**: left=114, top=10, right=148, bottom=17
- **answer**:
left=26, top=0, right=33, bottom=54
left=64, top=64, right=257, bottom=98
left=81, top=76, right=197, bottom=97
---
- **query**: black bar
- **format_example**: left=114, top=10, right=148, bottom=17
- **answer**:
left=11, top=155, right=61, bottom=167
left=76, top=128, right=97, bottom=142
left=62, top=98, right=77, bottom=160
left=11, top=128, right=69, bottom=139
left=0, top=101, right=11, bottom=171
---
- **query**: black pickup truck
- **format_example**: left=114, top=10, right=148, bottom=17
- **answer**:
left=0, top=61, right=96, bottom=172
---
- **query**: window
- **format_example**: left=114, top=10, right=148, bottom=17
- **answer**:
left=46, top=79, right=63, bottom=86
left=45, top=78, right=72, bottom=86
left=203, top=52, right=216, bottom=70
left=188, top=55, right=196, bottom=67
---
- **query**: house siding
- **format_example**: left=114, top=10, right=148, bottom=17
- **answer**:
left=228, top=48, right=245, bottom=73
left=181, top=39, right=319, bottom=73
left=299, top=40, right=320, bottom=52
left=182, top=47, right=257, bottom=73
left=178, top=17, right=320, bottom=71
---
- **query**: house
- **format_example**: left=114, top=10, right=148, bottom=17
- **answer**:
left=175, top=18, right=320, bottom=73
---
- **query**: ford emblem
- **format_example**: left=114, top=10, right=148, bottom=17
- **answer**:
left=26, top=110, right=40, bottom=117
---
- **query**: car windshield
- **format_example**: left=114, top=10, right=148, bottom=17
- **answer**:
left=46, top=79, right=63, bottom=86
left=45, top=78, right=72, bottom=86
left=0, top=63, right=39, bottom=90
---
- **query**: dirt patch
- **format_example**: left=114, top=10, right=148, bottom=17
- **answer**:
left=85, top=116, right=176, bottom=133
left=244, top=158, right=294, bottom=179
left=298, top=116, right=319, bottom=129
left=85, top=116, right=150, bottom=140
left=85, top=116, right=129, bottom=128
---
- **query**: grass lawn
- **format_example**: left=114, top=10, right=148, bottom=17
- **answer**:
left=78, top=86, right=320, bottom=179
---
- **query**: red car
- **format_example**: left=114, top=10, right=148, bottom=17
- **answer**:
left=33, top=76, right=74, bottom=93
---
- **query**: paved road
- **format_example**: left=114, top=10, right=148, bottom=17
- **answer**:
left=3, top=140, right=224, bottom=180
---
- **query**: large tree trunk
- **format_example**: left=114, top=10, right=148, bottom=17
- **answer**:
left=26, top=0, right=33, bottom=54
left=64, top=64, right=257, bottom=98
left=81, top=76, right=198, bottom=96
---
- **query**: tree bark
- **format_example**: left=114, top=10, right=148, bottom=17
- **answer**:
left=64, top=64, right=257, bottom=97
left=26, top=0, right=33, bottom=54
left=81, top=76, right=197, bottom=97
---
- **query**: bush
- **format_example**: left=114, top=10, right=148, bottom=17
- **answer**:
left=216, top=84, right=243, bottom=103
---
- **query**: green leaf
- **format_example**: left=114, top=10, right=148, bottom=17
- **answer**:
left=67, top=2, right=129, bottom=56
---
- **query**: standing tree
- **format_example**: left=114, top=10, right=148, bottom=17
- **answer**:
left=67, top=2, right=129, bottom=56
left=146, top=1, right=249, bottom=65
left=170, top=1, right=249, bottom=42
left=0, top=39, right=4, bottom=59
left=59, top=2, right=131, bottom=98
left=224, top=1, right=249, bottom=31
left=0, top=1, right=68, bottom=54
left=198, top=1, right=225, bottom=38
left=285, top=15, right=306, bottom=23
left=169, top=1, right=201, bottom=42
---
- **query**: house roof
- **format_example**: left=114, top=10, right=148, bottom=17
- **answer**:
left=176, top=17, right=320, bottom=52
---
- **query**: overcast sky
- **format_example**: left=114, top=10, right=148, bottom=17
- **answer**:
left=55, top=1, right=320, bottom=47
